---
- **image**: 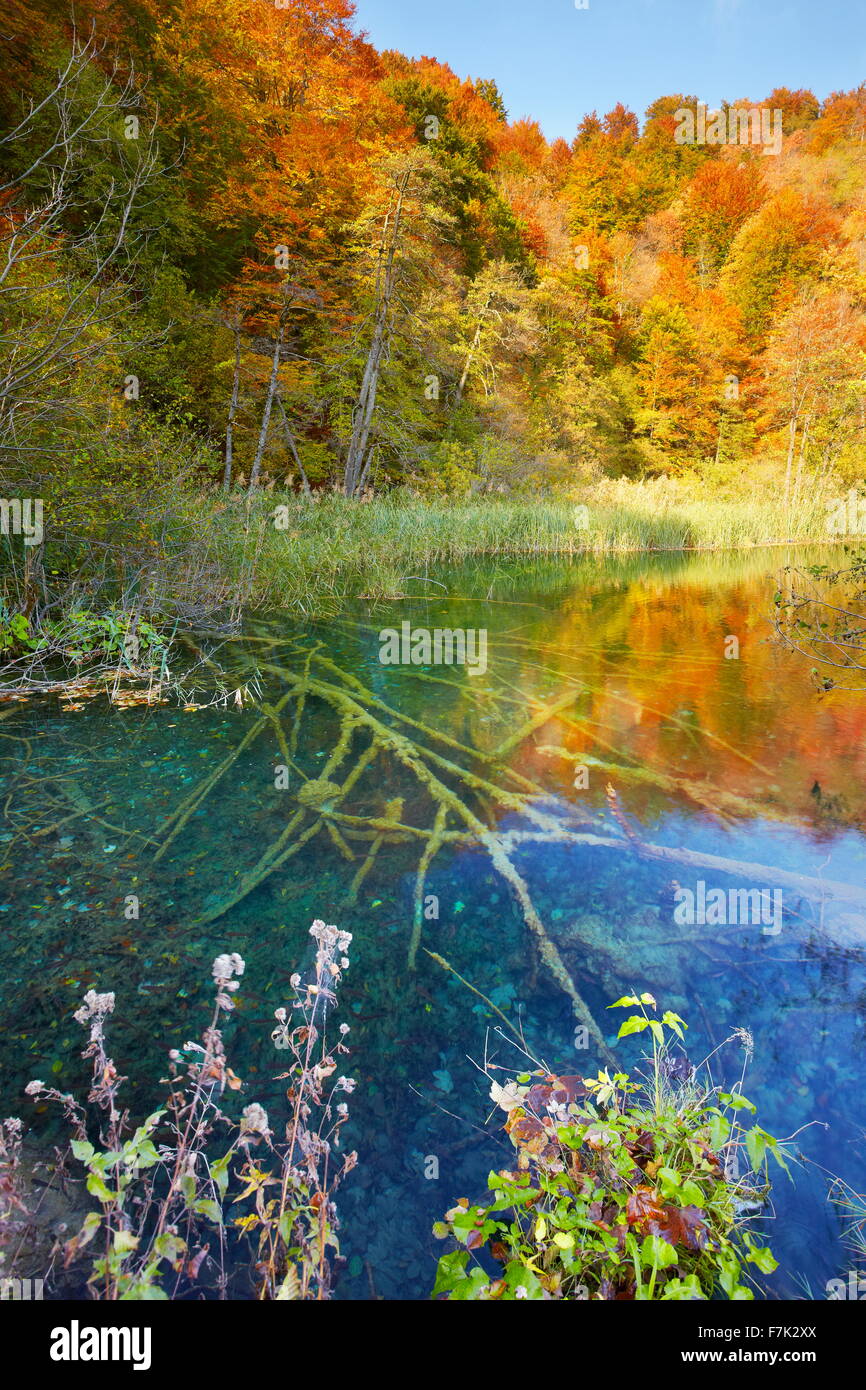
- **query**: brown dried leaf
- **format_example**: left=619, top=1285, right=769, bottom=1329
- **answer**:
left=649, top=1203, right=709, bottom=1251
left=625, top=1185, right=665, bottom=1229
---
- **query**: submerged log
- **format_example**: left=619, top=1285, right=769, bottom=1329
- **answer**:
left=500, top=828, right=866, bottom=910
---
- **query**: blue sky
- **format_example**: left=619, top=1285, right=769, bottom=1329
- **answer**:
left=351, top=0, right=866, bottom=141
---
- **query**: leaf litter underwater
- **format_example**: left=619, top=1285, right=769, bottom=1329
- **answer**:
left=2, top=551, right=866, bottom=1299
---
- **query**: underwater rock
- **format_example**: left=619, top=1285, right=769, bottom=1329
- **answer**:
left=296, top=778, right=343, bottom=811
left=554, top=910, right=689, bottom=996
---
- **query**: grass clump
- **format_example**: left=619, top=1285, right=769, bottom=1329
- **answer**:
left=206, top=480, right=834, bottom=614
left=432, top=994, right=787, bottom=1301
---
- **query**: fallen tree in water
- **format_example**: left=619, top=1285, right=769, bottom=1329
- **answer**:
left=145, top=639, right=866, bottom=1065
left=154, top=641, right=616, bottom=1062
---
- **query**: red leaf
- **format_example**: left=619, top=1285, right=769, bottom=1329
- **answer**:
left=627, top=1185, right=707, bottom=1248
left=186, top=1245, right=209, bottom=1279
left=626, top=1185, right=665, bottom=1229
left=624, top=1129, right=656, bottom=1167
left=525, top=1083, right=553, bottom=1112
left=551, top=1075, right=590, bottom=1104
left=649, top=1204, right=709, bottom=1251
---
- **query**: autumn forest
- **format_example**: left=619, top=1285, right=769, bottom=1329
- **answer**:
left=2, top=0, right=865, bottom=533
left=5, top=0, right=866, bottom=1323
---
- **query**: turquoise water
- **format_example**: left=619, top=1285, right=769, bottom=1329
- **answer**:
left=2, top=548, right=866, bottom=1299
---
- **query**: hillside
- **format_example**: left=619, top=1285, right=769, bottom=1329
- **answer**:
left=1, top=0, right=863, bottom=516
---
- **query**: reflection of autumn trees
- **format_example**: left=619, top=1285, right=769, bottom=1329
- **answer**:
left=474, top=563, right=866, bottom=833
left=774, top=556, right=866, bottom=703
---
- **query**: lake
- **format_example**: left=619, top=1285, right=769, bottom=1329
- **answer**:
left=2, top=545, right=865, bottom=1299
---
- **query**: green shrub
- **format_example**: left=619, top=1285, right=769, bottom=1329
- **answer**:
left=432, top=995, right=785, bottom=1301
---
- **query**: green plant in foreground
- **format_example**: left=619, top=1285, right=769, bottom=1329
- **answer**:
left=0, top=605, right=38, bottom=654
left=432, top=994, right=788, bottom=1301
left=42, top=609, right=169, bottom=667
left=0, top=601, right=170, bottom=675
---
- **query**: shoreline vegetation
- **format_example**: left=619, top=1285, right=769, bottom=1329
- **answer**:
left=1, top=16, right=864, bottom=690
left=0, top=478, right=849, bottom=697
left=1, top=953, right=790, bottom=1304
left=216, top=481, right=842, bottom=605
left=0, top=480, right=845, bottom=695
left=1, top=0, right=865, bottom=1313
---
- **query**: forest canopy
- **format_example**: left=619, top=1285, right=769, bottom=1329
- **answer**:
left=1, top=0, right=864, bottom=509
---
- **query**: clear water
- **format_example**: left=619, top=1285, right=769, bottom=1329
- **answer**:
left=2, top=546, right=865, bottom=1300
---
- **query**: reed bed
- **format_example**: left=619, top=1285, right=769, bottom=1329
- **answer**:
left=200, top=481, right=834, bottom=614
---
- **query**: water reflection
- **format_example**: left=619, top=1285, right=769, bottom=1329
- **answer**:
left=1, top=546, right=864, bottom=1299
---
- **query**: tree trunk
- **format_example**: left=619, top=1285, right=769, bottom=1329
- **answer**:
left=357, top=443, right=375, bottom=495
left=249, top=323, right=285, bottom=494
left=783, top=412, right=797, bottom=512
left=343, top=310, right=386, bottom=498
left=455, top=296, right=491, bottom=406
left=223, top=319, right=242, bottom=490
left=714, top=415, right=724, bottom=469
left=792, top=412, right=810, bottom=510
left=275, top=392, right=311, bottom=498
left=343, top=170, right=410, bottom=498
